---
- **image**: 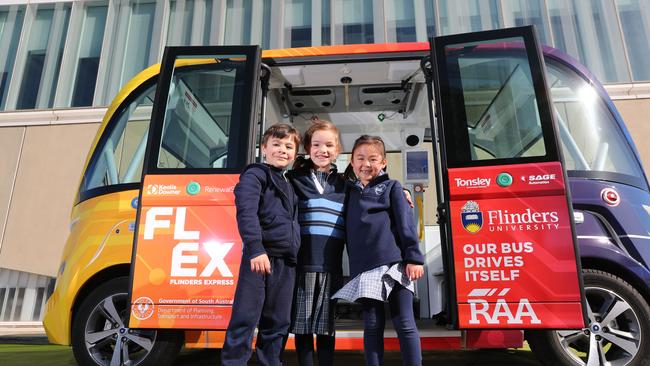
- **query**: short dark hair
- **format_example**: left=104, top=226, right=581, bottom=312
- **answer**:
left=262, top=123, right=301, bottom=148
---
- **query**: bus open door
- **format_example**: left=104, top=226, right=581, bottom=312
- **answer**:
left=428, top=26, right=588, bottom=329
left=127, top=46, right=261, bottom=334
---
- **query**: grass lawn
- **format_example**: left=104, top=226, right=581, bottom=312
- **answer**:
left=0, top=344, right=76, bottom=365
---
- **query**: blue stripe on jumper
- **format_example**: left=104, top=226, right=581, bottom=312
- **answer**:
left=300, top=225, right=345, bottom=239
left=298, top=212, right=344, bottom=226
left=298, top=198, right=344, bottom=211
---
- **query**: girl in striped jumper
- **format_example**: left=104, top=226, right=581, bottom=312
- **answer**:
left=288, top=119, right=347, bottom=366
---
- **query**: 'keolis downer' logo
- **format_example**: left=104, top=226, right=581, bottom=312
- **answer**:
left=461, top=201, right=483, bottom=234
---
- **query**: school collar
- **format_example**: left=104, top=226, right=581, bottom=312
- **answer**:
left=354, top=171, right=388, bottom=189
left=310, top=164, right=337, bottom=194
left=266, top=164, right=288, bottom=180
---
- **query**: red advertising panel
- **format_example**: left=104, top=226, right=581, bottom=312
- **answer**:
left=129, top=174, right=242, bottom=329
left=449, top=162, right=583, bottom=328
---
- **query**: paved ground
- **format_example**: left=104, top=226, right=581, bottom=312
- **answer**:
left=0, top=325, right=543, bottom=365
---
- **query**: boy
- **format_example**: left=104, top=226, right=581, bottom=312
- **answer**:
left=221, top=123, right=302, bottom=366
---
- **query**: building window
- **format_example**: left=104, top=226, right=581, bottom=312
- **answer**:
left=616, top=0, right=650, bottom=81
left=340, top=0, right=374, bottom=44
left=438, top=0, right=502, bottom=35
left=501, top=0, right=552, bottom=46
left=285, top=0, right=312, bottom=48
left=16, top=3, right=71, bottom=110
left=225, top=0, right=253, bottom=45
left=71, top=4, right=108, bottom=107
left=385, top=0, right=416, bottom=43
left=322, top=0, right=331, bottom=45
left=101, top=0, right=157, bottom=105
left=168, top=0, right=195, bottom=46
left=31, top=287, right=46, bottom=321
left=122, top=2, right=156, bottom=86
left=548, top=0, right=630, bottom=83
left=262, top=0, right=272, bottom=49
left=3, top=288, right=15, bottom=321
left=168, top=0, right=215, bottom=46
left=0, top=5, right=25, bottom=111
left=425, top=0, right=437, bottom=38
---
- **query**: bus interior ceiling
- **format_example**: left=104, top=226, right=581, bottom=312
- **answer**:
left=266, top=59, right=430, bottom=153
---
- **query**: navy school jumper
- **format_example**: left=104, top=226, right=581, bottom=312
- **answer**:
left=345, top=174, right=424, bottom=278
left=221, top=163, right=301, bottom=366
left=287, top=164, right=347, bottom=275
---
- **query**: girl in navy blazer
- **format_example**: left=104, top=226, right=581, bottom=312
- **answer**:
left=333, top=135, right=425, bottom=366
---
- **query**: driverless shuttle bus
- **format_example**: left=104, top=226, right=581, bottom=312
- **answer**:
left=44, top=27, right=650, bottom=366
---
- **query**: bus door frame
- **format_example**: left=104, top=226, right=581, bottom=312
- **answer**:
left=426, top=25, right=587, bottom=329
left=127, top=45, right=262, bottom=329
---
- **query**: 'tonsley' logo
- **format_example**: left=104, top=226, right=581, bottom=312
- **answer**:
left=455, top=177, right=491, bottom=189
left=461, top=201, right=483, bottom=234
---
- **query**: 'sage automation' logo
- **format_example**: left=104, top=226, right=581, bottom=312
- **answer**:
left=461, top=201, right=483, bottom=234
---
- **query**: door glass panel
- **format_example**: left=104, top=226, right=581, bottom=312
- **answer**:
left=156, top=55, right=250, bottom=170
left=441, top=37, right=547, bottom=162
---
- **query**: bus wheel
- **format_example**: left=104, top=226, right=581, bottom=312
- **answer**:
left=527, top=269, right=650, bottom=366
left=71, top=277, right=183, bottom=366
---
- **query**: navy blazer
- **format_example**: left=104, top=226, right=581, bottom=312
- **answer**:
left=345, top=174, right=424, bottom=277
left=234, top=163, right=301, bottom=263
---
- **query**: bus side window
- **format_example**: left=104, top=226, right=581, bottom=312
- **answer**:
left=80, top=83, right=156, bottom=195
left=547, top=63, right=644, bottom=179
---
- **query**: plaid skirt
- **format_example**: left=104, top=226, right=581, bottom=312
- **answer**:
left=291, top=272, right=342, bottom=335
left=332, top=263, right=414, bottom=303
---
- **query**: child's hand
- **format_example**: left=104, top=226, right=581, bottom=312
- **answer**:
left=250, top=254, right=271, bottom=274
left=403, top=188, right=414, bottom=208
left=406, top=264, right=424, bottom=281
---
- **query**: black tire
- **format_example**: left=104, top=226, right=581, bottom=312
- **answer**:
left=71, top=276, right=183, bottom=366
left=527, top=269, right=650, bottom=366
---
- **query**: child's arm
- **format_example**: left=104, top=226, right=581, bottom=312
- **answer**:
left=389, top=181, right=425, bottom=273
left=234, top=168, right=268, bottom=260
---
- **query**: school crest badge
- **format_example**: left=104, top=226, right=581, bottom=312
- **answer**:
left=374, top=183, right=387, bottom=195
left=461, top=201, right=483, bottom=234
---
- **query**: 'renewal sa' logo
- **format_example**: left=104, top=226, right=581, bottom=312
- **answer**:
left=461, top=201, right=483, bottom=234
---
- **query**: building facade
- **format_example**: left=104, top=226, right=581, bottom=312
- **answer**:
left=0, top=0, right=649, bottom=322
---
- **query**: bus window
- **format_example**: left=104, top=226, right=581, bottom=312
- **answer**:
left=547, top=62, right=645, bottom=182
left=155, top=62, right=246, bottom=170
left=453, top=53, right=546, bottom=161
left=80, top=83, right=155, bottom=197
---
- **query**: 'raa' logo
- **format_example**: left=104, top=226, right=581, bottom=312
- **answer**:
left=461, top=201, right=483, bottom=234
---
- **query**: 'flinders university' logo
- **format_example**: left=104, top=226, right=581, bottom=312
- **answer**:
left=461, top=201, right=483, bottom=234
